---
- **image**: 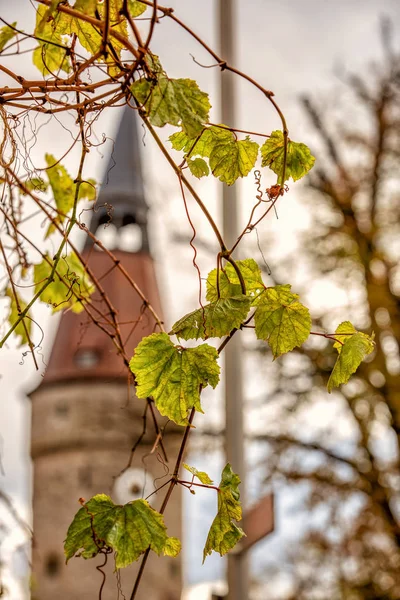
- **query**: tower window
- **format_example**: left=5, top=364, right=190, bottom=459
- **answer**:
left=45, top=553, right=61, bottom=578
left=119, top=223, right=143, bottom=252
left=122, top=213, right=136, bottom=227
left=94, top=222, right=118, bottom=250
left=55, top=401, right=69, bottom=418
left=93, top=221, right=143, bottom=252
left=74, top=348, right=100, bottom=369
left=78, top=465, right=93, bottom=488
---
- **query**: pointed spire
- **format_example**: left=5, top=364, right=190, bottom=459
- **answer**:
left=89, top=106, right=149, bottom=252
left=98, top=105, right=147, bottom=210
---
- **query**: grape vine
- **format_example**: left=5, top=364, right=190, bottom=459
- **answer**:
left=0, top=2, right=375, bottom=598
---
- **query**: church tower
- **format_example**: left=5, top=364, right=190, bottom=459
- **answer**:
left=30, top=107, right=182, bottom=600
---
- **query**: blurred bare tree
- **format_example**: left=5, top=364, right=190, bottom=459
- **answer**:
left=251, top=22, right=400, bottom=600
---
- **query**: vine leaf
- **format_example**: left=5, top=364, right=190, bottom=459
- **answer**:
left=327, top=321, right=375, bottom=392
left=170, top=296, right=251, bottom=341
left=45, top=154, right=96, bottom=237
left=33, top=1, right=132, bottom=76
left=203, top=464, right=244, bottom=562
left=131, top=76, right=211, bottom=137
left=206, top=269, right=242, bottom=302
left=64, top=495, right=181, bottom=569
left=34, top=252, right=94, bottom=313
left=209, top=132, right=259, bottom=186
left=254, top=284, right=311, bottom=358
left=33, top=5, right=72, bottom=74
left=22, top=177, right=48, bottom=194
left=129, top=333, right=220, bottom=426
left=169, top=130, right=194, bottom=153
left=5, top=288, right=32, bottom=347
left=0, top=23, right=17, bottom=53
left=90, top=0, right=128, bottom=72
left=260, top=130, right=315, bottom=182
left=206, top=258, right=265, bottom=303
left=69, top=0, right=104, bottom=59
left=169, top=126, right=259, bottom=185
left=183, top=464, right=213, bottom=485
left=187, top=158, right=209, bottom=179
left=128, top=1, right=147, bottom=17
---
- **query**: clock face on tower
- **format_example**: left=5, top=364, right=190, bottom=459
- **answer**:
left=112, top=467, right=157, bottom=505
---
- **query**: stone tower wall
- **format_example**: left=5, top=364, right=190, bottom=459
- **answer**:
left=31, top=381, right=183, bottom=600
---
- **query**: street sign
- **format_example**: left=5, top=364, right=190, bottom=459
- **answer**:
left=240, top=493, right=274, bottom=553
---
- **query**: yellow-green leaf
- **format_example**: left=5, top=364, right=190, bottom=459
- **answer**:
left=187, top=158, right=209, bottom=179
left=163, top=536, right=181, bottom=557
left=45, top=154, right=95, bottom=237
left=33, top=0, right=129, bottom=76
left=169, top=130, right=193, bottom=153
left=327, top=322, right=375, bottom=392
left=33, top=5, right=72, bottom=75
left=129, top=333, right=220, bottom=426
left=203, top=464, right=244, bottom=562
left=332, top=320, right=357, bottom=352
left=206, top=259, right=265, bottom=303
left=131, top=76, right=211, bottom=137
left=128, top=0, right=147, bottom=17
left=22, top=177, right=48, bottom=194
left=186, top=126, right=232, bottom=159
left=93, top=0, right=128, bottom=61
left=170, top=296, right=251, bottom=341
left=209, top=133, right=259, bottom=186
left=184, top=126, right=230, bottom=158
left=169, top=126, right=259, bottom=185
left=5, top=288, right=32, bottom=347
left=169, top=127, right=219, bottom=158
left=34, top=252, right=94, bottom=313
left=64, top=494, right=180, bottom=569
left=254, top=284, right=311, bottom=358
left=71, top=0, right=102, bottom=56
left=183, top=464, right=214, bottom=485
left=0, top=23, right=17, bottom=53
left=74, top=0, right=128, bottom=54
left=261, top=130, right=315, bottom=183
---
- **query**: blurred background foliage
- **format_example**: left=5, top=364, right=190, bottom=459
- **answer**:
left=247, top=22, right=400, bottom=600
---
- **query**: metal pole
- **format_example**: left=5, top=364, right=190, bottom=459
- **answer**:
left=219, top=2, right=248, bottom=599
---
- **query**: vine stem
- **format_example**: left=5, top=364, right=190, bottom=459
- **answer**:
left=0, top=5, right=294, bottom=597
left=78, top=224, right=164, bottom=330
left=310, top=331, right=347, bottom=345
left=137, top=0, right=289, bottom=169
left=122, top=0, right=146, bottom=52
left=177, top=480, right=220, bottom=492
left=230, top=191, right=281, bottom=255
left=2, top=177, right=169, bottom=469
left=34, top=0, right=140, bottom=60
left=0, top=239, right=38, bottom=369
left=129, top=107, right=258, bottom=600
left=130, top=407, right=196, bottom=600
left=137, top=112, right=227, bottom=252
left=225, top=255, right=246, bottom=295
left=101, top=0, right=110, bottom=57
left=137, top=113, right=254, bottom=317
left=130, top=320, right=242, bottom=598
left=0, top=131, right=87, bottom=348
left=208, top=122, right=270, bottom=139
left=177, top=173, right=204, bottom=309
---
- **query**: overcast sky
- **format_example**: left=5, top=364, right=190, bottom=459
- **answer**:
left=1, top=1, right=400, bottom=598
